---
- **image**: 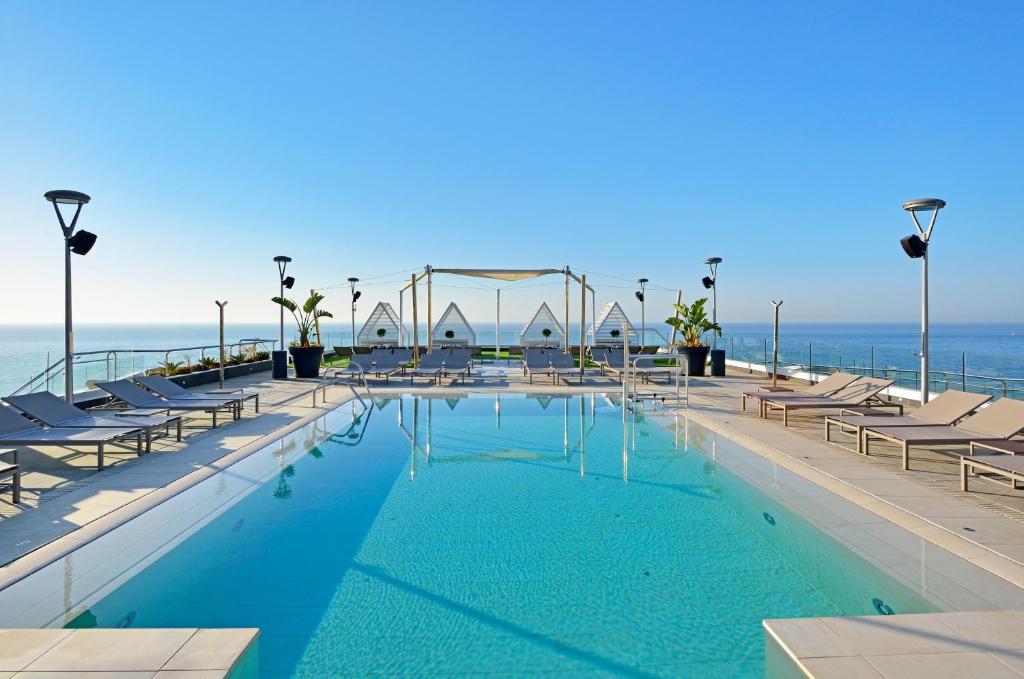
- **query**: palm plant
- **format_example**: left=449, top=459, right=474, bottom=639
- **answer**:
left=271, top=291, right=333, bottom=347
left=665, top=297, right=722, bottom=347
left=444, top=329, right=455, bottom=340
left=376, top=328, right=387, bottom=339
left=541, top=328, right=552, bottom=339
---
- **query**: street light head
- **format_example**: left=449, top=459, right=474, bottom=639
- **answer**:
left=353, top=290, right=362, bottom=302
left=347, top=277, right=360, bottom=283
left=900, top=234, right=927, bottom=258
left=637, top=277, right=649, bottom=285
left=273, top=255, right=292, bottom=263
left=902, top=198, right=946, bottom=213
left=634, top=291, right=644, bottom=302
left=705, top=257, right=723, bottom=265
left=44, top=190, right=91, bottom=205
left=68, top=230, right=97, bottom=255
left=702, top=276, right=714, bottom=289
left=282, top=275, right=295, bottom=289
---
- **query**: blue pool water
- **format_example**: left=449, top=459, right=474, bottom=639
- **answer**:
left=1, top=394, right=976, bottom=676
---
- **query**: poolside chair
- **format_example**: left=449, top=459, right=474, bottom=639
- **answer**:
left=0, top=449, right=19, bottom=503
left=409, top=352, right=446, bottom=385
left=741, top=372, right=859, bottom=413
left=761, top=377, right=896, bottom=426
left=825, top=390, right=992, bottom=453
left=524, top=350, right=552, bottom=384
left=96, top=380, right=238, bottom=427
left=961, top=450, right=1024, bottom=492
left=441, top=352, right=470, bottom=385
left=135, top=375, right=257, bottom=414
left=603, top=351, right=653, bottom=384
left=590, top=347, right=621, bottom=379
left=0, top=403, right=142, bottom=470
left=862, top=398, right=1024, bottom=470
left=548, top=352, right=584, bottom=384
left=361, top=352, right=404, bottom=383
left=5, top=391, right=184, bottom=454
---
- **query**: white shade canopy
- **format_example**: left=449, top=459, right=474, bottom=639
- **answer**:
left=588, top=301, right=636, bottom=344
left=358, top=301, right=403, bottom=346
left=519, top=302, right=565, bottom=346
left=431, top=302, right=476, bottom=346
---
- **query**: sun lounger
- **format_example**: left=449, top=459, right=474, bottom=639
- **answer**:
left=97, top=380, right=238, bottom=427
left=409, top=352, right=446, bottom=385
left=362, top=353, right=405, bottom=383
left=1, top=449, right=20, bottom=503
left=524, top=350, right=553, bottom=384
left=548, top=352, right=583, bottom=384
left=961, top=454, right=1024, bottom=492
left=825, top=390, right=992, bottom=452
left=761, top=377, right=896, bottom=426
left=134, top=375, right=252, bottom=415
left=741, top=372, right=859, bottom=413
left=441, top=352, right=470, bottom=385
left=0, top=403, right=142, bottom=470
left=5, top=391, right=184, bottom=453
left=862, top=398, right=1024, bottom=470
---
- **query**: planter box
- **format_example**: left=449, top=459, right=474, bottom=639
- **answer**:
left=169, top=360, right=273, bottom=388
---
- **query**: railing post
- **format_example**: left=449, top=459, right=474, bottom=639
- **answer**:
left=962, top=352, right=967, bottom=392
left=763, top=338, right=768, bottom=373
left=870, top=346, right=875, bottom=378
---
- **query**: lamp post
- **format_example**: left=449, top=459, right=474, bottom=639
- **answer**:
left=702, top=257, right=723, bottom=349
left=348, top=277, right=361, bottom=349
left=44, top=190, right=95, bottom=403
left=215, top=300, right=228, bottom=389
left=635, top=278, right=648, bottom=348
left=272, top=256, right=293, bottom=379
left=901, top=198, right=945, bottom=405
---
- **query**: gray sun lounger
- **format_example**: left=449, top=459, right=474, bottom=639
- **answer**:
left=440, top=353, right=470, bottom=385
left=825, top=390, right=992, bottom=453
left=134, top=375, right=253, bottom=415
left=97, top=380, right=238, bottom=427
left=741, top=372, right=860, bottom=413
left=961, top=453, right=1024, bottom=492
left=548, top=352, right=583, bottom=384
left=0, top=403, right=142, bottom=470
left=761, top=377, right=897, bottom=426
left=410, top=352, right=446, bottom=385
left=524, top=350, right=553, bottom=384
left=5, top=391, right=184, bottom=453
left=863, top=398, right=1024, bottom=470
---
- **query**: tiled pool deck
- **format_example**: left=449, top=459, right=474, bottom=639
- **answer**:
left=1, top=361, right=1023, bottom=676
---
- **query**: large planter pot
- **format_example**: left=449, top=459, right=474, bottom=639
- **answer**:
left=676, top=345, right=710, bottom=377
left=289, top=345, right=325, bottom=378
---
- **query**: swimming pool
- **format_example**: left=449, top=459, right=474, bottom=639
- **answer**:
left=1, top=393, right=1022, bottom=677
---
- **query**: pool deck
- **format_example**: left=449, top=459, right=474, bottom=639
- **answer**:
left=2, top=361, right=1024, bottom=677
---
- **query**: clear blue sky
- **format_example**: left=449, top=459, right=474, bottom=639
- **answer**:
left=2, top=1, right=1021, bottom=328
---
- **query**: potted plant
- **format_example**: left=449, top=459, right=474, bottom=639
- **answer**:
left=541, top=328, right=553, bottom=344
left=271, top=291, right=333, bottom=377
left=444, top=329, right=455, bottom=344
left=665, top=297, right=721, bottom=376
left=609, top=328, right=621, bottom=344
left=376, top=328, right=387, bottom=344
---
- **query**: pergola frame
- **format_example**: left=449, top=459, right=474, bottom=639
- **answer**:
left=399, top=266, right=596, bottom=367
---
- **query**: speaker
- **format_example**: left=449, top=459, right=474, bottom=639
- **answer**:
left=702, top=276, right=714, bottom=289
left=634, top=291, right=644, bottom=302
left=282, top=276, right=295, bottom=289
left=900, top=234, right=927, bottom=258
left=68, top=230, right=97, bottom=255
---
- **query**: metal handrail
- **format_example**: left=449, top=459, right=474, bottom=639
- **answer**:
left=9, top=338, right=278, bottom=397
left=627, top=353, right=690, bottom=409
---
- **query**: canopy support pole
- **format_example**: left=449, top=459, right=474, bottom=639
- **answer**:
left=496, top=289, right=501, bottom=359
left=399, top=290, right=405, bottom=346
left=426, top=266, right=433, bottom=353
left=411, top=273, right=419, bottom=367
left=580, top=274, right=587, bottom=373
left=670, top=290, right=682, bottom=347
left=564, top=268, right=570, bottom=353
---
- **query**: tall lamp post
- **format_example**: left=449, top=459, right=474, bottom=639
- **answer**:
left=635, top=278, right=648, bottom=348
left=703, top=257, right=724, bottom=376
left=272, top=256, right=294, bottom=379
left=702, top=257, right=723, bottom=349
left=900, top=198, right=945, bottom=405
left=44, top=190, right=96, bottom=403
left=348, top=277, right=361, bottom=349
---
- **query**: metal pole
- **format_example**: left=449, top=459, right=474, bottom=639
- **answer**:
left=399, top=290, right=405, bottom=346
left=215, top=301, right=227, bottom=388
left=870, top=346, right=875, bottom=378
left=579, top=274, right=586, bottom=372
left=962, top=352, right=967, bottom=392
left=809, top=341, right=814, bottom=383
left=711, top=272, right=718, bottom=350
left=564, top=268, right=570, bottom=352
left=426, top=266, right=433, bottom=352
left=669, top=290, right=682, bottom=347
left=771, top=300, right=783, bottom=388
left=496, top=289, right=501, bottom=360
left=64, top=235, right=73, bottom=402
left=411, top=273, right=419, bottom=367
left=920, top=248, right=929, bottom=404
left=349, top=280, right=357, bottom=349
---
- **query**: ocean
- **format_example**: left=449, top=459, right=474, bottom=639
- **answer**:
left=0, top=322, right=1021, bottom=397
